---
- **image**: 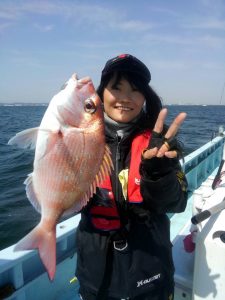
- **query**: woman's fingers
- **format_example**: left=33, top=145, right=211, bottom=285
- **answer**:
left=143, top=109, right=187, bottom=159
left=156, top=112, right=186, bottom=157
left=142, top=147, right=158, bottom=159
left=156, top=144, right=171, bottom=157
left=143, top=148, right=178, bottom=159
left=153, top=109, right=186, bottom=138
left=154, top=111, right=187, bottom=158
left=153, top=108, right=168, bottom=133
left=164, top=150, right=178, bottom=158
left=164, top=112, right=187, bottom=139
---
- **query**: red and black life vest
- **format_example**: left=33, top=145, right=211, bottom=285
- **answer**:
left=90, top=130, right=151, bottom=231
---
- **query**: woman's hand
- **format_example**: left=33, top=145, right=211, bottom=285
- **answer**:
left=142, top=108, right=187, bottom=160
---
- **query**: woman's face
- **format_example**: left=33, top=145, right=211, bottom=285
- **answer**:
left=103, top=76, right=145, bottom=123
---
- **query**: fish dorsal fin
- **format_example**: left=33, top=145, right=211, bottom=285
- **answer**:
left=8, top=127, right=40, bottom=149
left=24, top=173, right=41, bottom=213
left=63, top=145, right=113, bottom=215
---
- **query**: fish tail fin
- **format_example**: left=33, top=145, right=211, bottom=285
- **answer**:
left=14, top=224, right=56, bottom=281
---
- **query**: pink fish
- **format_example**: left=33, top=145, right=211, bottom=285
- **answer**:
left=8, top=74, right=112, bottom=280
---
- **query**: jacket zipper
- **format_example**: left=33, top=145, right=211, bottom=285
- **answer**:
left=115, top=134, right=122, bottom=202
left=115, top=134, right=128, bottom=225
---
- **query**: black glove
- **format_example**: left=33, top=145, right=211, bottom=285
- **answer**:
left=140, top=131, right=183, bottom=180
left=148, top=130, right=182, bottom=152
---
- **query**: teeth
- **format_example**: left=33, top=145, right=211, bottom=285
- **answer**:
left=116, top=106, right=132, bottom=111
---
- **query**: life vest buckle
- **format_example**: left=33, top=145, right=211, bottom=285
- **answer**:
left=113, top=240, right=128, bottom=251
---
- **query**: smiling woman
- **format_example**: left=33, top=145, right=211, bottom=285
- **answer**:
left=75, top=54, right=188, bottom=300
left=97, top=54, right=162, bottom=129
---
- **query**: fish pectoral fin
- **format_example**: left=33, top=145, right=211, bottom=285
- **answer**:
left=24, top=173, right=41, bottom=213
left=8, top=127, right=54, bottom=150
left=8, top=127, right=40, bottom=149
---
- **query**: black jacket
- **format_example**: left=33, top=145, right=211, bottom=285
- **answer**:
left=75, top=119, right=188, bottom=299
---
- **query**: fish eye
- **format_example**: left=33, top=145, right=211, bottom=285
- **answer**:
left=84, top=98, right=96, bottom=114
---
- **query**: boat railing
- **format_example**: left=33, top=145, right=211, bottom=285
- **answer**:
left=182, top=134, right=225, bottom=192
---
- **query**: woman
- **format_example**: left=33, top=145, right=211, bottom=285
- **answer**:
left=75, top=54, right=188, bottom=300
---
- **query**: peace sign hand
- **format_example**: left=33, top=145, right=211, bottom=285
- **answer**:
left=142, top=108, right=187, bottom=160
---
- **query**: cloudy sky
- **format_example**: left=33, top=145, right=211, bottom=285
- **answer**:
left=0, top=0, right=225, bottom=104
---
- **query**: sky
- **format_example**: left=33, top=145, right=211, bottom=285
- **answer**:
left=0, top=0, right=225, bottom=105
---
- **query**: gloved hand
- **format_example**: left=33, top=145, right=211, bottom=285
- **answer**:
left=142, top=108, right=186, bottom=160
left=140, top=109, right=186, bottom=180
left=147, top=130, right=183, bottom=156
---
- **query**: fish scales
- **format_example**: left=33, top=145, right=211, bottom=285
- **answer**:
left=8, top=74, right=113, bottom=280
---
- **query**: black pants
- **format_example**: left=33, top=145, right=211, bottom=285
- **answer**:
left=79, top=286, right=174, bottom=300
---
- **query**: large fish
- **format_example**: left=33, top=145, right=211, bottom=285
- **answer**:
left=8, top=74, right=112, bottom=280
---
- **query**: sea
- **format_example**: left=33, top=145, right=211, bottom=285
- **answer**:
left=0, top=104, right=225, bottom=251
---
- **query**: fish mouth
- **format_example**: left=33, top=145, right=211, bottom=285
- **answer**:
left=72, top=73, right=78, bottom=81
left=71, top=73, right=96, bottom=96
left=78, top=76, right=92, bottom=84
left=71, top=74, right=92, bottom=86
left=76, top=76, right=93, bottom=90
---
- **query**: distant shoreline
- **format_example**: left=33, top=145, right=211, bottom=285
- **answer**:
left=0, top=103, right=224, bottom=107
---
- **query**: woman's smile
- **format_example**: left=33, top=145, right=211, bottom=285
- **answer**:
left=114, top=105, right=133, bottom=111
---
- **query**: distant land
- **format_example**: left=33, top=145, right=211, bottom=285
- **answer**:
left=1, top=102, right=225, bottom=107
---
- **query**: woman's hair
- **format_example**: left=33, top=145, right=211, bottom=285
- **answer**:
left=97, top=70, right=162, bottom=129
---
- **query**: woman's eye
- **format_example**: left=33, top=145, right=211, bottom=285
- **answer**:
left=84, top=98, right=96, bottom=114
left=132, top=86, right=139, bottom=92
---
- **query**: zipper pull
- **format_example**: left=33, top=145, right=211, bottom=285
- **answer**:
left=116, top=135, right=121, bottom=161
left=116, top=149, right=121, bottom=161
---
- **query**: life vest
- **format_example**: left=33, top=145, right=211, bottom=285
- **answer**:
left=89, top=130, right=151, bottom=231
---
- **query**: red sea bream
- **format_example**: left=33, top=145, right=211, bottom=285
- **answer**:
left=8, top=74, right=112, bottom=280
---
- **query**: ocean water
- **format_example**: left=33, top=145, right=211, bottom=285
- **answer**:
left=0, top=104, right=225, bottom=251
